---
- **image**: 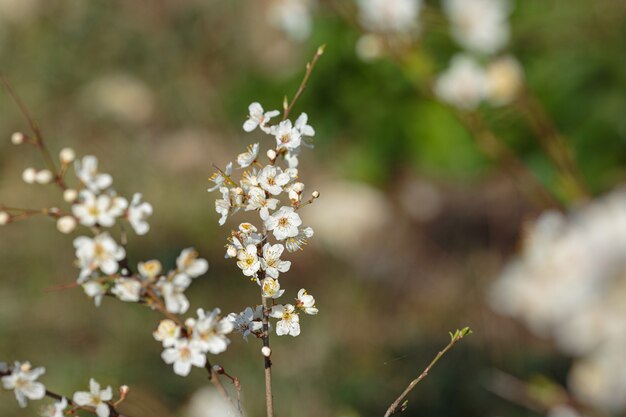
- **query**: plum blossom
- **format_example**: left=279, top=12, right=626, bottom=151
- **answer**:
left=228, top=306, right=264, bottom=340
left=72, top=190, right=127, bottom=227
left=237, top=244, right=261, bottom=277
left=245, top=186, right=279, bottom=219
left=190, top=308, right=234, bottom=354
left=270, top=304, right=300, bottom=336
left=74, top=233, right=125, bottom=281
left=485, top=56, right=524, bottom=106
left=1, top=362, right=46, bottom=408
left=138, top=259, right=162, bottom=281
left=267, top=0, right=314, bottom=42
left=158, top=274, right=192, bottom=314
left=176, top=248, right=209, bottom=278
left=127, top=193, right=153, bottom=235
left=40, top=397, right=68, bottom=417
left=111, top=278, right=142, bottom=302
left=237, top=143, right=259, bottom=168
left=82, top=281, right=107, bottom=307
left=434, top=54, right=488, bottom=110
left=153, top=319, right=181, bottom=348
left=358, top=0, right=422, bottom=34
left=294, top=113, right=315, bottom=138
left=73, top=379, right=112, bottom=417
left=265, top=206, right=302, bottom=240
left=261, top=277, right=285, bottom=299
left=272, top=120, right=302, bottom=151
left=208, top=162, right=233, bottom=192
left=261, top=243, right=291, bottom=278
left=296, top=288, right=318, bottom=315
left=243, top=102, right=279, bottom=133
left=258, top=165, right=291, bottom=196
left=75, top=155, right=113, bottom=192
left=285, top=226, right=314, bottom=252
left=161, top=338, right=206, bottom=377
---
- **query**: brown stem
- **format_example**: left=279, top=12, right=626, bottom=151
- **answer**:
left=384, top=328, right=470, bottom=417
left=261, top=295, right=274, bottom=417
left=282, top=45, right=326, bottom=121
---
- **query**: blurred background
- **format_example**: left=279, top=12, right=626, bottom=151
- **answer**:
left=1, top=1, right=626, bottom=416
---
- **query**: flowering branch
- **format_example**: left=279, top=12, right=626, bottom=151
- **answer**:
left=282, top=44, right=325, bottom=121
left=384, top=327, right=472, bottom=417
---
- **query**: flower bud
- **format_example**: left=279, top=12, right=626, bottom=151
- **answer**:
left=59, top=147, right=76, bottom=164
left=119, top=385, right=130, bottom=399
left=312, top=190, right=320, bottom=199
left=63, top=189, right=78, bottom=203
left=35, top=169, right=54, bottom=184
left=11, top=132, right=24, bottom=145
left=226, top=245, right=237, bottom=258
left=0, top=211, right=10, bottom=225
left=267, top=149, right=277, bottom=160
left=22, top=168, right=37, bottom=184
left=261, top=346, right=271, bottom=357
left=56, top=216, right=77, bottom=234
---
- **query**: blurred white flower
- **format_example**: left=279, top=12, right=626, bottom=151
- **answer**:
left=82, top=74, right=154, bottom=124
left=237, top=143, right=259, bottom=168
left=74, top=233, right=125, bottom=281
left=158, top=274, right=192, bottom=314
left=1, top=362, right=46, bottom=408
left=127, top=193, right=153, bottom=235
left=358, top=0, right=421, bottom=34
left=82, top=281, right=107, bottom=307
left=75, top=156, right=113, bottom=193
left=486, top=55, right=524, bottom=106
left=40, top=396, right=68, bottom=417
left=73, top=379, right=112, bottom=417
left=208, top=162, right=233, bottom=192
left=191, top=308, right=234, bottom=354
left=138, top=260, right=162, bottom=280
left=56, top=216, right=77, bottom=234
left=228, top=306, right=264, bottom=341
left=111, top=278, right=142, bottom=302
left=161, top=338, right=206, bottom=377
left=243, top=102, right=280, bottom=133
left=270, top=304, right=300, bottom=336
left=177, top=248, right=209, bottom=278
left=72, top=190, right=127, bottom=227
left=443, top=0, right=511, bottom=55
left=434, top=54, right=488, bottom=110
left=267, top=0, right=314, bottom=42
left=153, top=319, right=181, bottom=348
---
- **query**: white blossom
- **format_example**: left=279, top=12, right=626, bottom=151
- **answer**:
left=228, top=306, right=263, bottom=340
left=177, top=248, right=209, bottom=278
left=158, top=274, right=192, bottom=314
left=294, top=112, right=315, bottom=138
left=161, top=338, right=206, bottom=377
left=75, top=155, right=113, bottom=192
left=258, top=165, right=291, bottom=196
left=0, top=211, right=9, bottom=225
left=111, top=278, right=142, bottom=302
left=265, top=206, right=302, bottom=240
left=22, top=167, right=37, bottom=184
left=272, top=120, right=302, bottom=151
left=443, top=0, right=511, bottom=55
left=243, top=102, right=279, bottom=133
left=59, top=148, right=76, bottom=165
left=237, top=143, right=259, bottom=168
left=40, top=397, right=68, bottom=417
left=73, top=379, right=113, bottom=417
left=358, top=0, right=422, bottom=33
left=261, top=277, right=285, bottom=299
left=191, top=308, right=234, bottom=354
left=270, top=304, right=300, bottom=337
left=208, top=162, right=233, bottom=192
left=82, top=281, right=107, bottom=307
left=72, top=190, right=127, bottom=227
left=35, top=169, right=54, bottom=184
left=1, top=362, right=46, bottom=408
left=245, top=186, right=279, bottom=220
left=486, top=55, right=524, bottom=106
left=74, top=233, right=125, bottom=281
left=267, top=0, right=314, bottom=42
left=153, top=319, right=181, bottom=348
left=434, top=54, right=488, bottom=110
left=138, top=259, right=162, bottom=280
left=261, top=243, right=291, bottom=278
left=296, top=288, right=318, bottom=315
left=237, top=244, right=261, bottom=277
left=127, top=193, right=153, bottom=235
left=56, top=216, right=77, bottom=234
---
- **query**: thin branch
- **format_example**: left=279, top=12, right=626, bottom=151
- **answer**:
left=261, top=295, right=274, bottom=417
left=384, top=327, right=472, bottom=417
left=282, top=45, right=326, bottom=121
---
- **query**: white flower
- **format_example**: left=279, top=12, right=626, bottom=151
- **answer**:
left=35, top=169, right=54, bottom=184
left=1, top=362, right=46, bottom=408
left=214, top=187, right=243, bottom=226
left=158, top=274, right=192, bottom=314
left=434, top=54, right=488, bottom=110
left=443, top=0, right=511, bottom=55
left=74, top=233, right=125, bottom=281
left=267, top=0, right=313, bottom=42
left=56, top=216, right=77, bottom=234
left=243, top=102, right=280, bottom=133
left=153, top=319, right=181, bottom=348
left=177, top=248, right=209, bottom=278
left=72, top=190, right=127, bottom=227
left=208, top=162, right=233, bottom=192
left=270, top=304, right=300, bottom=337
left=485, top=55, right=524, bottom=106
left=127, top=193, right=153, bottom=235
left=82, top=281, right=107, bottom=307
left=72, top=379, right=113, bottom=417
left=265, top=206, right=302, bottom=240
left=59, top=148, right=76, bottom=164
left=40, top=397, right=68, bottom=417
left=22, top=167, right=37, bottom=184
left=296, top=288, right=318, bottom=315
left=261, top=243, right=291, bottom=278
left=272, top=120, right=301, bottom=151
left=192, top=308, right=234, bottom=354
left=237, top=244, right=261, bottom=277
left=286, top=182, right=305, bottom=204
left=228, top=307, right=263, bottom=340
left=258, top=165, right=291, bottom=196
left=0, top=211, right=10, bottom=225
left=111, top=278, right=142, bottom=302
left=294, top=112, right=315, bottom=137
left=75, top=155, right=113, bottom=192
left=245, top=186, right=279, bottom=220
left=138, top=260, right=162, bottom=280
left=237, top=143, right=259, bottom=168
left=161, top=338, right=206, bottom=377
left=358, top=0, right=422, bottom=33
left=260, top=277, right=285, bottom=299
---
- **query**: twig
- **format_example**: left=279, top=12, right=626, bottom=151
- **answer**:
left=282, top=45, right=326, bottom=121
left=384, top=327, right=472, bottom=417
left=261, top=294, right=274, bottom=417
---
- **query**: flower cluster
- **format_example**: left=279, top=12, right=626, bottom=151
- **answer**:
left=1, top=361, right=125, bottom=417
left=490, top=187, right=626, bottom=412
left=435, top=0, right=523, bottom=109
left=208, top=101, right=319, bottom=338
